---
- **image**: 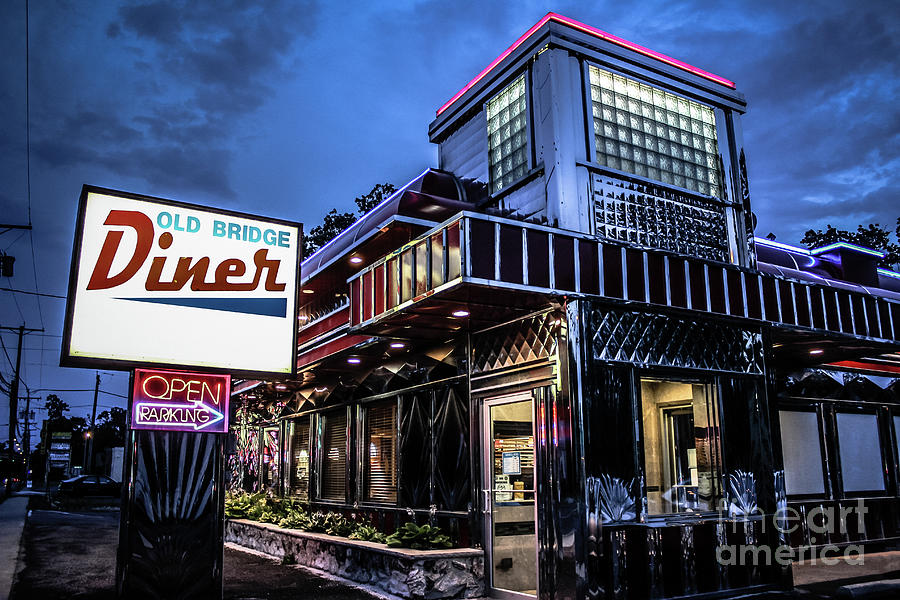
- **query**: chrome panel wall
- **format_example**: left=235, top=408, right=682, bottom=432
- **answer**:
left=117, top=430, right=226, bottom=600
left=774, top=370, right=900, bottom=551
left=572, top=300, right=784, bottom=598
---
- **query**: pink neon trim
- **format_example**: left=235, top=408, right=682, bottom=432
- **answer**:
left=436, top=12, right=735, bottom=117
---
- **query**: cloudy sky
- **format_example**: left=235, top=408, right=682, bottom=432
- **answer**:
left=0, top=0, right=898, bottom=433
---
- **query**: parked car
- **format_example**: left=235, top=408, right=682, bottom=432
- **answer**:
left=57, top=475, right=121, bottom=497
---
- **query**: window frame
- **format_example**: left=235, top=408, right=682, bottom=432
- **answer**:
left=776, top=403, right=830, bottom=501
left=833, top=404, right=889, bottom=499
left=316, top=407, right=349, bottom=503
left=360, top=399, right=399, bottom=506
left=636, top=373, right=725, bottom=519
left=484, top=70, right=533, bottom=196
left=259, top=423, right=281, bottom=495
left=287, top=414, right=313, bottom=501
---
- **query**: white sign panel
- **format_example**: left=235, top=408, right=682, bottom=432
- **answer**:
left=62, top=186, right=301, bottom=377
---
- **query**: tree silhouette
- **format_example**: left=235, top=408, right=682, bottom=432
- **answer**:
left=801, top=218, right=900, bottom=269
left=303, top=182, right=397, bottom=258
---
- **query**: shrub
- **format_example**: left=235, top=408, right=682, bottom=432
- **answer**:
left=385, top=522, right=451, bottom=550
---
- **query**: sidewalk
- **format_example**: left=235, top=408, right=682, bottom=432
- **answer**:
left=0, top=496, right=29, bottom=600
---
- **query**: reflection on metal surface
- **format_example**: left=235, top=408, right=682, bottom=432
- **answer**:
left=589, top=307, right=764, bottom=374
left=587, top=474, right=635, bottom=524
left=117, top=430, right=225, bottom=599
left=472, top=312, right=559, bottom=374
left=726, top=470, right=758, bottom=517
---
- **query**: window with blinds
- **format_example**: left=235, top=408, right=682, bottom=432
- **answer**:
left=487, top=74, right=528, bottom=194
left=289, top=418, right=310, bottom=501
left=319, top=411, right=347, bottom=501
left=364, top=401, right=398, bottom=503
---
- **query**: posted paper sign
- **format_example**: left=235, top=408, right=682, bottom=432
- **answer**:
left=62, top=186, right=301, bottom=376
left=131, top=369, right=230, bottom=433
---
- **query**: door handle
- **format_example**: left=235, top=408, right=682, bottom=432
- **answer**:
left=482, top=489, right=491, bottom=515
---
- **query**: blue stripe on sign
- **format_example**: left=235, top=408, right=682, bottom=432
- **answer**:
left=119, top=297, right=287, bottom=317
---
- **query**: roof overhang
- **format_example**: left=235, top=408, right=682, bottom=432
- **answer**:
left=346, top=212, right=900, bottom=350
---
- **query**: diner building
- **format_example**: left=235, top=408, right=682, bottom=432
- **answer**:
left=227, top=13, right=900, bottom=600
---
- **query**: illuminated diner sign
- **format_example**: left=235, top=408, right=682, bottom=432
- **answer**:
left=61, top=186, right=302, bottom=377
left=131, top=369, right=230, bottom=433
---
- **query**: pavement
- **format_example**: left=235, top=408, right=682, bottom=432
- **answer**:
left=0, top=496, right=28, bottom=600
left=4, top=497, right=384, bottom=600
left=1, top=494, right=899, bottom=599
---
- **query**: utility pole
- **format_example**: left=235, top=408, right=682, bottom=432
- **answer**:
left=2, top=325, right=43, bottom=464
left=85, top=372, right=99, bottom=473
left=20, top=391, right=39, bottom=485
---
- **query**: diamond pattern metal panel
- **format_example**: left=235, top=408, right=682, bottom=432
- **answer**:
left=588, top=306, right=764, bottom=374
left=472, top=312, right=560, bottom=374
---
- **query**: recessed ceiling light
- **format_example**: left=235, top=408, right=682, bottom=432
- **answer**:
left=275, top=384, right=287, bottom=390
left=452, top=309, right=470, bottom=318
left=389, top=342, right=406, bottom=349
left=347, top=357, right=361, bottom=364
left=302, top=289, right=315, bottom=294
left=349, top=256, right=363, bottom=264
left=809, top=349, right=824, bottom=355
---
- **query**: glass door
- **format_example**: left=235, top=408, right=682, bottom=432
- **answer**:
left=482, top=393, right=537, bottom=598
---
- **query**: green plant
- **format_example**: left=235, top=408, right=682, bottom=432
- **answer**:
left=225, top=491, right=267, bottom=519
left=385, top=522, right=452, bottom=550
left=324, top=512, right=354, bottom=537
left=349, top=524, right=386, bottom=544
left=303, top=511, right=328, bottom=533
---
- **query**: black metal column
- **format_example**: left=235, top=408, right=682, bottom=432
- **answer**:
left=116, top=429, right=226, bottom=599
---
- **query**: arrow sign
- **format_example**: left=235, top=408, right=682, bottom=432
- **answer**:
left=131, top=369, right=230, bottom=433
left=134, top=400, right=224, bottom=431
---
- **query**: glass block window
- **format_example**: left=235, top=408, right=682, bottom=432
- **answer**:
left=364, top=401, right=398, bottom=503
left=589, top=66, right=722, bottom=198
left=592, top=174, right=729, bottom=262
left=487, top=74, right=528, bottom=194
left=319, top=410, right=347, bottom=501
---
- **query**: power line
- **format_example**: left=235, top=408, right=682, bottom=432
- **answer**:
left=0, top=287, right=66, bottom=299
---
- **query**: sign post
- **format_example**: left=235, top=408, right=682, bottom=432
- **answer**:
left=60, top=186, right=301, bottom=600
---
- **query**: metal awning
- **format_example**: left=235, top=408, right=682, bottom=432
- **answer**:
left=346, top=212, right=900, bottom=346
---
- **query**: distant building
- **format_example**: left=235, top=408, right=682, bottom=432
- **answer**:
left=230, top=13, right=900, bottom=599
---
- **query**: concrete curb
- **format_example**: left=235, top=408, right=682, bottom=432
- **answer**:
left=0, top=496, right=31, bottom=600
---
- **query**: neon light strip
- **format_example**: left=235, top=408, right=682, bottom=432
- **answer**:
left=301, top=167, right=431, bottom=270
left=810, top=241, right=885, bottom=258
left=436, top=12, right=735, bottom=117
left=829, top=360, right=900, bottom=375
left=878, top=268, right=900, bottom=280
left=753, top=236, right=810, bottom=255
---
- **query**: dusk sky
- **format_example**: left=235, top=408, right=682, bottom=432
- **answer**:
left=1, top=0, right=898, bottom=435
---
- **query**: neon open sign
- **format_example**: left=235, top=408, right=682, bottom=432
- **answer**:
left=131, top=369, right=230, bottom=433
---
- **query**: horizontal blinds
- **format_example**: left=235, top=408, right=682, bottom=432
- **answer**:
left=290, top=418, right=310, bottom=501
left=365, top=401, right=398, bottom=503
left=320, top=411, right=347, bottom=501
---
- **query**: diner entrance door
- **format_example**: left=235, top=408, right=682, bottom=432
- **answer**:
left=482, top=392, right=538, bottom=598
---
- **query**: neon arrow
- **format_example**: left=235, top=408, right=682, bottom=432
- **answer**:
left=133, top=400, right=225, bottom=431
